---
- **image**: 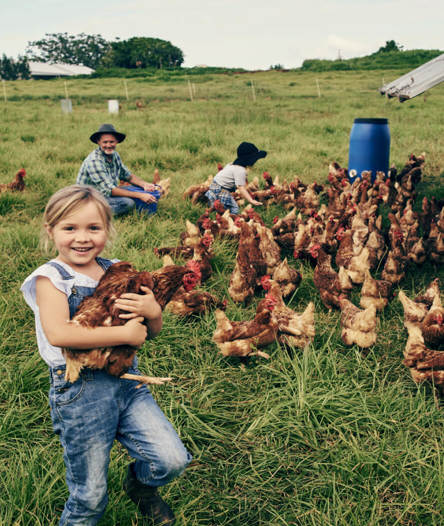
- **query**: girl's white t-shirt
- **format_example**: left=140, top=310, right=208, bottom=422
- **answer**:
left=21, top=258, right=117, bottom=367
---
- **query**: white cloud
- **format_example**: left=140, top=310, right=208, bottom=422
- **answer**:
left=327, top=35, right=372, bottom=58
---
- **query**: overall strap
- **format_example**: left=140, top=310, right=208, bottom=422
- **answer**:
left=46, top=260, right=103, bottom=319
left=96, top=257, right=114, bottom=272
left=47, top=261, right=74, bottom=280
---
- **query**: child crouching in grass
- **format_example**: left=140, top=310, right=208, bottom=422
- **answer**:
left=205, top=141, right=267, bottom=214
left=21, top=185, right=190, bottom=525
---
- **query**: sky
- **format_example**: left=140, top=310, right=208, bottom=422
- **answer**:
left=0, top=0, right=442, bottom=70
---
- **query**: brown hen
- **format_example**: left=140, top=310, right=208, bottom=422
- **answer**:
left=212, top=298, right=278, bottom=358
left=63, top=261, right=201, bottom=384
left=0, top=168, right=26, bottom=193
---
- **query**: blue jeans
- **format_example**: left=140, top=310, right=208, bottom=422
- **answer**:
left=106, top=196, right=136, bottom=216
left=49, top=365, right=191, bottom=526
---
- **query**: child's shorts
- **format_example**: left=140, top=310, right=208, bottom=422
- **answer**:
left=205, top=182, right=239, bottom=214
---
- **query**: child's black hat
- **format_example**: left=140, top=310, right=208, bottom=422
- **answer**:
left=233, top=142, right=267, bottom=167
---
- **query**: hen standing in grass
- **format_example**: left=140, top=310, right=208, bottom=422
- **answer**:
left=212, top=296, right=278, bottom=358
left=0, top=168, right=26, bottom=193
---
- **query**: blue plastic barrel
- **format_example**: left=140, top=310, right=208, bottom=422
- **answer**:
left=348, top=118, right=390, bottom=183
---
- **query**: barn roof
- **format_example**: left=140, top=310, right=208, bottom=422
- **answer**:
left=380, top=53, right=444, bottom=101
left=29, top=62, right=95, bottom=77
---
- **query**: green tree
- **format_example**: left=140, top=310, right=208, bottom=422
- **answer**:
left=0, top=54, right=30, bottom=80
left=377, top=40, right=404, bottom=53
left=106, top=37, right=184, bottom=69
left=26, top=33, right=110, bottom=69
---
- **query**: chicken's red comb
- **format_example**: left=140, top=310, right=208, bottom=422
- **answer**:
left=17, top=168, right=26, bottom=176
left=213, top=199, right=225, bottom=212
left=183, top=260, right=202, bottom=291
left=202, top=218, right=212, bottom=230
left=260, top=275, right=271, bottom=291
left=264, top=292, right=277, bottom=311
left=182, top=273, right=199, bottom=292
left=186, top=259, right=202, bottom=277
left=201, top=232, right=213, bottom=247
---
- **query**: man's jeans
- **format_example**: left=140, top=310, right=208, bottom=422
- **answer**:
left=49, top=365, right=191, bottom=526
left=106, top=196, right=136, bottom=216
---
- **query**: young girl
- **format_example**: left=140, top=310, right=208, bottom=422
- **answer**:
left=21, top=185, right=190, bottom=526
left=205, top=141, right=267, bottom=214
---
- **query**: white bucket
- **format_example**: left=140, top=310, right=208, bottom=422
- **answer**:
left=61, top=99, right=72, bottom=113
left=108, top=100, right=119, bottom=114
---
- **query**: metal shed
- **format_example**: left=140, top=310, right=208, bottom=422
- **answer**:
left=380, top=53, right=444, bottom=101
left=29, top=62, right=94, bottom=79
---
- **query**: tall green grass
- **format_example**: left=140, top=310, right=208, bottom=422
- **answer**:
left=0, top=70, right=443, bottom=525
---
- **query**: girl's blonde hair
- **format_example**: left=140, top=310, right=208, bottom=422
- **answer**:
left=41, top=185, right=115, bottom=252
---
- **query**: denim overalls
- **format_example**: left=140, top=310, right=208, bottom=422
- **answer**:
left=48, top=257, right=114, bottom=318
left=46, top=258, right=191, bottom=526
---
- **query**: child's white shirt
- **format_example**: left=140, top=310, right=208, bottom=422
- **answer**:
left=21, top=259, right=117, bottom=367
left=213, top=163, right=247, bottom=190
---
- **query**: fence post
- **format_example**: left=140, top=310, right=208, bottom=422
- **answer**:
left=251, top=80, right=256, bottom=102
left=108, top=100, right=119, bottom=114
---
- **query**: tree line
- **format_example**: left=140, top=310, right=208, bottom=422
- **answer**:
left=301, top=41, right=443, bottom=72
left=1, top=33, right=184, bottom=80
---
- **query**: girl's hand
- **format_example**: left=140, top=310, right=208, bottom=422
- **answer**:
left=115, top=286, right=162, bottom=320
left=250, top=199, right=263, bottom=206
left=123, top=316, right=147, bottom=347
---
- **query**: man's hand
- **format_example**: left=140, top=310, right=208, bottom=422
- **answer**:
left=137, top=192, right=157, bottom=204
left=141, top=182, right=157, bottom=192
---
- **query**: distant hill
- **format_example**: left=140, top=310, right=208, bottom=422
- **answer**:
left=301, top=49, right=443, bottom=72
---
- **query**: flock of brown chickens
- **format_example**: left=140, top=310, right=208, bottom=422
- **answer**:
left=5, top=158, right=442, bottom=392
left=177, top=153, right=443, bottom=391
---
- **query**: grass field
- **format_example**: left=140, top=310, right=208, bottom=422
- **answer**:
left=1, top=69, right=443, bottom=526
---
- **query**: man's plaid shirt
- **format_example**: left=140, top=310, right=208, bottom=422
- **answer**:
left=77, top=148, right=132, bottom=197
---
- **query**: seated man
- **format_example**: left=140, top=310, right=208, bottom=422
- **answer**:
left=77, top=123, right=160, bottom=216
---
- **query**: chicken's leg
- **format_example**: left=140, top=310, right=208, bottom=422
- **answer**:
left=120, top=373, right=172, bottom=388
